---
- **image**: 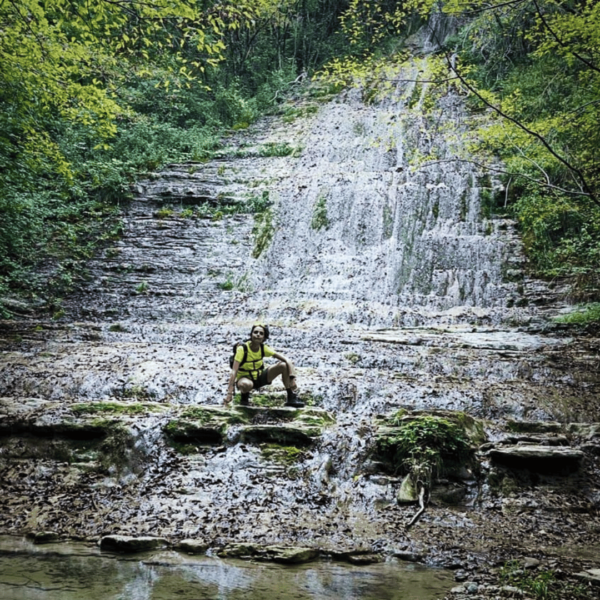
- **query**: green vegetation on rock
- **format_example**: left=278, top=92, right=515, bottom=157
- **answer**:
left=71, top=402, right=162, bottom=416
left=377, top=414, right=473, bottom=484
left=554, top=303, right=600, bottom=326
left=500, top=561, right=589, bottom=600
left=311, top=195, right=329, bottom=231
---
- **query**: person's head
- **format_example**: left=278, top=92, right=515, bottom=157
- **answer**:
left=250, top=323, right=270, bottom=342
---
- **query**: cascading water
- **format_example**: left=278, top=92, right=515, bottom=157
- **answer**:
left=0, top=62, right=598, bottom=588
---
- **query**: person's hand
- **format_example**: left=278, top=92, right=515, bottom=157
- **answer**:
left=224, top=390, right=233, bottom=406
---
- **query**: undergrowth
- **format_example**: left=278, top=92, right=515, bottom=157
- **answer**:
left=554, top=303, right=600, bottom=326
left=500, top=561, right=590, bottom=600
left=377, top=415, right=471, bottom=483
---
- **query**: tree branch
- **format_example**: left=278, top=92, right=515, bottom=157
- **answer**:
left=415, top=158, right=592, bottom=198
left=531, top=0, right=600, bottom=75
left=435, top=46, right=600, bottom=207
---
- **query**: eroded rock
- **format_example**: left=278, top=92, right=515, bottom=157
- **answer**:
left=100, top=535, right=168, bottom=552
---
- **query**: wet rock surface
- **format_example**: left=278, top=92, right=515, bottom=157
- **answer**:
left=0, top=77, right=599, bottom=598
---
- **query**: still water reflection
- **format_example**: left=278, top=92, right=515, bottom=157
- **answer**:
left=0, top=539, right=453, bottom=600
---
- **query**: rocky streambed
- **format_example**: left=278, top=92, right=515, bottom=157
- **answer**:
left=1, top=71, right=599, bottom=599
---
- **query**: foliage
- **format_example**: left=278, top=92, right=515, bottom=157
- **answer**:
left=377, top=416, right=471, bottom=483
left=261, top=443, right=304, bottom=465
left=554, top=303, right=600, bottom=325
left=311, top=195, right=330, bottom=230
left=500, top=561, right=590, bottom=600
left=71, top=402, right=160, bottom=416
left=441, top=0, right=600, bottom=292
left=0, top=0, right=348, bottom=315
left=252, top=208, right=275, bottom=258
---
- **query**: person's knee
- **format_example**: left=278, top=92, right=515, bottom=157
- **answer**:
left=238, top=379, right=253, bottom=393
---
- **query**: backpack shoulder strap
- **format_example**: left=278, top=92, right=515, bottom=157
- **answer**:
left=239, top=341, right=250, bottom=367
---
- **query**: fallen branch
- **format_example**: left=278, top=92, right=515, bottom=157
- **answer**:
left=406, top=482, right=428, bottom=530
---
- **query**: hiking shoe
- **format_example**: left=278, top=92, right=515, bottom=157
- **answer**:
left=284, top=393, right=304, bottom=408
left=240, top=393, right=250, bottom=406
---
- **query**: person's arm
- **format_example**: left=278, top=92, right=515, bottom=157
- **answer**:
left=225, top=360, right=240, bottom=405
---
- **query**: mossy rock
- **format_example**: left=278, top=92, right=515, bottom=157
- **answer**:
left=240, top=424, right=321, bottom=446
left=164, top=419, right=226, bottom=445
left=386, top=409, right=487, bottom=446
left=260, top=443, right=305, bottom=465
left=26, top=531, right=60, bottom=544
left=263, top=546, right=318, bottom=564
left=33, top=420, right=113, bottom=440
left=70, top=401, right=165, bottom=417
left=376, top=410, right=482, bottom=476
left=506, top=420, right=562, bottom=434
left=235, top=406, right=334, bottom=426
left=217, top=543, right=261, bottom=558
left=180, top=405, right=248, bottom=426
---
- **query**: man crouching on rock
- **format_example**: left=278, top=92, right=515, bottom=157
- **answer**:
left=225, top=324, right=304, bottom=408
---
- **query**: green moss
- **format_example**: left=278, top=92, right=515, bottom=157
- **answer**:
left=218, top=275, right=234, bottom=291
left=258, top=142, right=301, bottom=157
left=251, top=393, right=284, bottom=407
left=311, top=195, right=329, bottom=231
left=554, top=303, right=600, bottom=325
left=71, top=402, right=161, bottom=416
left=252, top=209, right=274, bottom=258
left=155, top=207, right=173, bottom=219
left=261, top=443, right=304, bottom=465
left=500, top=561, right=589, bottom=600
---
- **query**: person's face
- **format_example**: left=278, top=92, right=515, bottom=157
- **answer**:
left=252, top=327, right=265, bottom=342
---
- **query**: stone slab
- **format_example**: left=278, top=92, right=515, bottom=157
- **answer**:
left=100, top=535, right=168, bottom=553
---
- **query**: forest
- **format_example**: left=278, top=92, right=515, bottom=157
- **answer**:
left=1, top=0, right=599, bottom=320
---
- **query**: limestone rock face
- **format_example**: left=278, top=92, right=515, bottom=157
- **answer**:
left=488, top=445, right=584, bottom=472
left=100, top=535, right=168, bottom=552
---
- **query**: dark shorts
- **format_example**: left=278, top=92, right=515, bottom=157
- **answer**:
left=237, top=368, right=271, bottom=390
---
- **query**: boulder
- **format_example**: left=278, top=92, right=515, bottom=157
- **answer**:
left=240, top=424, right=319, bottom=446
left=397, top=474, right=418, bottom=504
left=574, top=569, right=600, bottom=586
left=100, top=535, right=168, bottom=552
left=393, top=550, right=423, bottom=562
left=488, top=445, right=583, bottom=473
left=217, top=543, right=260, bottom=558
left=27, top=531, right=60, bottom=544
left=347, top=553, right=383, bottom=565
left=263, top=546, right=318, bottom=564
left=177, top=539, right=209, bottom=554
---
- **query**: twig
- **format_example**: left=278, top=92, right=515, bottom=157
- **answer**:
left=406, top=483, right=427, bottom=529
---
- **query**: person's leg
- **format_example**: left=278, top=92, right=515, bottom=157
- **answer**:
left=236, top=377, right=254, bottom=405
left=266, top=363, right=303, bottom=407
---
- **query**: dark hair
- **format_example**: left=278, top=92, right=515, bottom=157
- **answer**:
left=250, top=323, right=270, bottom=341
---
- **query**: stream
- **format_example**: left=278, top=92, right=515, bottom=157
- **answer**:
left=0, top=537, right=453, bottom=600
